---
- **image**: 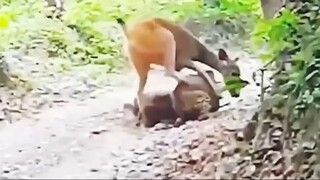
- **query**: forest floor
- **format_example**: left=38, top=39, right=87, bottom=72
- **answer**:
left=0, top=29, right=271, bottom=179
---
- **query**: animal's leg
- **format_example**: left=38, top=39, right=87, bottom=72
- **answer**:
left=135, top=111, right=142, bottom=127
left=184, top=60, right=219, bottom=92
left=135, top=71, right=148, bottom=126
left=174, top=117, right=186, bottom=127
left=160, top=28, right=185, bottom=82
left=127, top=46, right=149, bottom=126
left=132, top=97, right=142, bottom=127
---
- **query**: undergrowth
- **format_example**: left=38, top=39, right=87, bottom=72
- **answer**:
left=243, top=0, right=320, bottom=178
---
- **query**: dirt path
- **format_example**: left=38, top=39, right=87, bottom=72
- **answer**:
left=0, top=84, right=142, bottom=178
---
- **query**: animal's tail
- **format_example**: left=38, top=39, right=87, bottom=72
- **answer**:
left=116, top=17, right=128, bottom=37
left=116, top=18, right=125, bottom=26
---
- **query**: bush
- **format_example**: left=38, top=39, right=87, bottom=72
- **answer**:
left=249, top=1, right=320, bottom=178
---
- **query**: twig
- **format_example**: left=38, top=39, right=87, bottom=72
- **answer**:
left=252, top=58, right=275, bottom=78
left=260, top=68, right=266, bottom=102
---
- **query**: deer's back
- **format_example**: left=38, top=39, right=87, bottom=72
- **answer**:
left=153, top=18, right=199, bottom=58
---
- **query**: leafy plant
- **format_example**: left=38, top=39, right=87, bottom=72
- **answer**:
left=250, top=0, right=320, bottom=178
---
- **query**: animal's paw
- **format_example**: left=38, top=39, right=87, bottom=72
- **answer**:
left=173, top=117, right=185, bottom=127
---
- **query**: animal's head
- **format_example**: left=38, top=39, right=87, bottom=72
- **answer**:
left=218, top=48, right=249, bottom=97
left=218, top=48, right=240, bottom=78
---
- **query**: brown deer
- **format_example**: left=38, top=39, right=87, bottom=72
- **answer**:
left=116, top=17, right=246, bottom=117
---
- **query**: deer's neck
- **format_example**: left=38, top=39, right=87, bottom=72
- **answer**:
left=196, top=41, right=224, bottom=73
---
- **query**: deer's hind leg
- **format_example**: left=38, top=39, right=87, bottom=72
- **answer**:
left=157, top=28, right=186, bottom=82
left=127, top=46, right=150, bottom=126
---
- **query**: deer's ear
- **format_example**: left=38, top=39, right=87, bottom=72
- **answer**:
left=218, top=49, right=229, bottom=61
left=241, top=79, right=250, bottom=85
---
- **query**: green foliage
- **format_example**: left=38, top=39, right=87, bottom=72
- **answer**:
left=0, top=0, right=204, bottom=72
left=254, top=1, right=320, bottom=139
left=218, top=0, right=261, bottom=17
left=251, top=9, right=298, bottom=62
left=200, top=0, right=261, bottom=42
left=224, top=76, right=249, bottom=96
left=251, top=1, right=320, bottom=177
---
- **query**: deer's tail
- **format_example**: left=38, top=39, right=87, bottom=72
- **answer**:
left=116, top=18, right=129, bottom=37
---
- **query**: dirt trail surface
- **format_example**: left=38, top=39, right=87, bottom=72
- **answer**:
left=0, top=41, right=270, bottom=178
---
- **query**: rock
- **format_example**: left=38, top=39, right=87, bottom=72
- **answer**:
left=0, top=57, right=11, bottom=87
left=168, top=171, right=182, bottom=179
left=153, top=154, right=161, bottom=160
left=116, top=168, right=130, bottom=179
left=231, top=165, right=241, bottom=177
left=126, top=170, right=141, bottom=179
left=178, top=152, right=190, bottom=163
left=221, top=145, right=236, bottom=157
left=190, top=148, right=204, bottom=161
left=283, top=165, right=295, bottom=178
left=271, top=163, right=284, bottom=176
left=140, top=172, right=156, bottom=179
left=217, top=141, right=225, bottom=147
left=201, top=162, right=215, bottom=177
left=120, top=159, right=131, bottom=167
left=144, top=145, right=154, bottom=152
left=179, top=164, right=193, bottom=174
left=153, top=167, right=164, bottom=177
left=201, top=162, right=215, bottom=176
left=134, top=149, right=145, bottom=155
left=165, top=153, right=179, bottom=160
left=70, top=147, right=81, bottom=153
left=218, top=160, right=237, bottom=174
left=186, top=120, right=200, bottom=127
left=2, top=167, right=10, bottom=174
left=153, top=123, right=170, bottom=131
left=225, top=123, right=242, bottom=132
left=136, top=154, right=150, bottom=163
left=164, top=161, right=177, bottom=172
left=91, top=127, right=109, bottom=135
left=146, top=159, right=153, bottom=166
left=194, top=159, right=203, bottom=173
left=302, top=141, right=316, bottom=150
left=271, top=128, right=282, bottom=137
left=242, top=165, right=256, bottom=177
left=236, top=131, right=244, bottom=141
left=241, top=120, right=257, bottom=141
left=90, top=168, right=99, bottom=172
left=140, top=165, right=152, bottom=172
left=154, top=160, right=164, bottom=168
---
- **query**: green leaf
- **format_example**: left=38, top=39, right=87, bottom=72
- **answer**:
left=312, top=88, right=320, bottom=98
left=305, top=70, right=318, bottom=81
left=0, top=14, right=10, bottom=29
